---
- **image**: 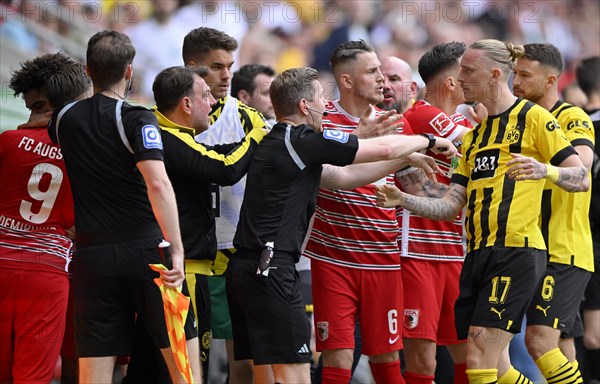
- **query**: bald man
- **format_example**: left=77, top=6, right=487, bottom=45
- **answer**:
left=377, top=56, right=419, bottom=114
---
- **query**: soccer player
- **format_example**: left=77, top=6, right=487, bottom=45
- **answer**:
left=228, top=66, right=458, bottom=384
left=376, top=39, right=589, bottom=384
left=511, top=42, right=593, bottom=384
left=303, top=40, right=414, bottom=384
left=576, top=55, right=600, bottom=382
left=396, top=42, right=473, bottom=384
left=0, top=52, right=90, bottom=384
left=48, top=31, right=191, bottom=383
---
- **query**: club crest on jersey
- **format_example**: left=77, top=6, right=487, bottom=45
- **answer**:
left=505, top=127, right=521, bottom=144
left=323, top=129, right=349, bottom=143
left=404, top=309, right=419, bottom=329
left=142, top=125, right=163, bottom=149
left=317, top=321, right=329, bottom=341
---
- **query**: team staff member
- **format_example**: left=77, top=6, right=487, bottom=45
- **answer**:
left=124, top=66, right=269, bottom=382
left=396, top=42, right=472, bottom=384
left=49, top=30, right=191, bottom=383
left=376, top=39, right=589, bottom=384
left=231, top=64, right=276, bottom=123
left=377, top=56, right=418, bottom=114
left=0, top=53, right=90, bottom=384
left=576, top=55, right=600, bottom=382
left=511, top=43, right=593, bottom=384
left=227, top=66, right=458, bottom=384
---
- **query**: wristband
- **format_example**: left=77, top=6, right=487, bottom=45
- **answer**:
left=545, top=164, right=559, bottom=183
left=419, top=133, right=436, bottom=149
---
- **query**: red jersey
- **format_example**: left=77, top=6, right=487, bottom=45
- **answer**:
left=398, top=100, right=472, bottom=262
left=303, top=100, right=412, bottom=269
left=0, top=128, right=74, bottom=272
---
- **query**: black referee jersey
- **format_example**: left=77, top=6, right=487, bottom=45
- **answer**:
left=233, top=122, right=359, bottom=260
left=49, top=94, right=163, bottom=234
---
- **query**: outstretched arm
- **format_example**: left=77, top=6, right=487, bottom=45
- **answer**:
left=321, top=153, right=441, bottom=190
left=396, top=168, right=449, bottom=198
left=375, top=183, right=466, bottom=221
left=354, top=135, right=459, bottom=164
left=506, top=153, right=589, bottom=192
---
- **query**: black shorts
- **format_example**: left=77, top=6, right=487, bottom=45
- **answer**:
left=454, top=247, right=546, bottom=340
left=527, top=262, right=590, bottom=333
left=226, top=252, right=311, bottom=365
left=73, top=237, right=179, bottom=357
left=561, top=312, right=584, bottom=339
left=583, top=236, right=600, bottom=310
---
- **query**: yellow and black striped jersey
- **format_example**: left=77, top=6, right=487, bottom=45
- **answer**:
left=540, top=101, right=594, bottom=271
left=452, top=98, right=576, bottom=253
left=209, top=97, right=270, bottom=135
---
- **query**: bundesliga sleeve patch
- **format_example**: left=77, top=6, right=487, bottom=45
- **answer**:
left=323, top=129, right=349, bottom=143
left=142, top=125, right=163, bottom=149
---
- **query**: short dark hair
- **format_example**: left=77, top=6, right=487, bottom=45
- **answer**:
left=153, top=66, right=209, bottom=113
left=576, top=56, right=600, bottom=97
left=329, top=40, right=374, bottom=71
left=86, top=30, right=136, bottom=89
left=270, top=67, right=319, bottom=119
left=231, top=64, right=275, bottom=97
left=182, top=27, right=238, bottom=64
left=418, top=41, right=466, bottom=84
left=9, top=52, right=91, bottom=108
left=522, top=43, right=564, bottom=74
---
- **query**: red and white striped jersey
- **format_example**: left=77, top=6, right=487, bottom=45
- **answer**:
left=303, top=100, right=412, bottom=270
left=0, top=128, right=74, bottom=272
left=397, top=100, right=472, bottom=262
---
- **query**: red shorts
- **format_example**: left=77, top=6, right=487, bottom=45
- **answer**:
left=311, top=260, right=403, bottom=356
left=0, top=260, right=68, bottom=383
left=401, top=258, right=462, bottom=344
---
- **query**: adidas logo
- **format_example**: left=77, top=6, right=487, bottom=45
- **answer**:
left=298, top=343, right=310, bottom=354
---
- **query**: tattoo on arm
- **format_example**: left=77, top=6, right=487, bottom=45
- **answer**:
left=397, top=169, right=448, bottom=198
left=556, top=166, right=588, bottom=192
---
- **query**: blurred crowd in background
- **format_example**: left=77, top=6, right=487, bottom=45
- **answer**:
left=2, top=0, right=599, bottom=106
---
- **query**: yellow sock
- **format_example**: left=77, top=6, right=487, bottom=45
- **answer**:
left=535, top=347, right=583, bottom=383
left=466, top=368, right=498, bottom=384
left=497, top=365, right=533, bottom=384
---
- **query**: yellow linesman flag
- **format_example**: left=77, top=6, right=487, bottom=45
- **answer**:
left=149, top=264, right=194, bottom=384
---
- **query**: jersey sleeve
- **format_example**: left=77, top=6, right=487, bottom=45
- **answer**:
left=294, top=127, right=359, bottom=167
left=238, top=102, right=268, bottom=135
left=531, top=108, right=577, bottom=166
left=122, top=105, right=164, bottom=163
left=162, top=126, right=266, bottom=186
left=563, top=108, right=595, bottom=150
left=406, top=104, right=461, bottom=141
left=450, top=129, right=473, bottom=188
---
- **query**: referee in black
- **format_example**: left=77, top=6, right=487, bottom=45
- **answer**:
left=226, top=67, right=457, bottom=383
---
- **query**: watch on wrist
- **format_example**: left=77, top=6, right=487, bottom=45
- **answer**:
left=419, top=133, right=436, bottom=149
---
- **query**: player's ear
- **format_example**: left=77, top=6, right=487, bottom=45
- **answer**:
left=446, top=77, right=455, bottom=90
left=340, top=73, right=352, bottom=89
left=546, top=73, right=558, bottom=88
left=238, top=89, right=250, bottom=104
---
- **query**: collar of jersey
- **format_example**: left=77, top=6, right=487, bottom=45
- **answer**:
left=152, top=107, right=196, bottom=137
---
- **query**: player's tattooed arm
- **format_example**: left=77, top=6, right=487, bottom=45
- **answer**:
left=507, top=153, right=589, bottom=192
left=376, top=183, right=466, bottom=221
left=396, top=169, right=448, bottom=198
